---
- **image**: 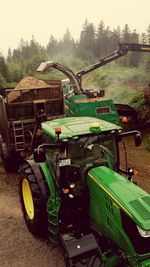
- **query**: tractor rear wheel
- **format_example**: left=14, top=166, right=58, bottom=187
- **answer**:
left=19, top=163, right=49, bottom=237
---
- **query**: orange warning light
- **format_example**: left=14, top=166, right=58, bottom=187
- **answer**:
left=55, top=127, right=62, bottom=134
left=122, top=117, right=128, bottom=124
left=62, top=188, right=69, bottom=194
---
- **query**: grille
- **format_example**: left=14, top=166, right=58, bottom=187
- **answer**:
left=105, top=194, right=114, bottom=215
left=129, top=200, right=150, bottom=220
left=142, top=196, right=150, bottom=206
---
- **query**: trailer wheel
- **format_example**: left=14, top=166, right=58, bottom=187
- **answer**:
left=19, top=163, right=49, bottom=237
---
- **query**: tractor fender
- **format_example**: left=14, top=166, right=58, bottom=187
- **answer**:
left=25, top=159, right=48, bottom=201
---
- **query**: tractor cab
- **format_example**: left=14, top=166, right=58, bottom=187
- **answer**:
left=39, top=117, right=121, bottom=174
left=39, top=116, right=141, bottom=175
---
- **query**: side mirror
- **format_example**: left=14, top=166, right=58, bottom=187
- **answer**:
left=34, top=147, right=46, bottom=163
left=134, top=133, right=141, bottom=147
left=118, top=130, right=141, bottom=147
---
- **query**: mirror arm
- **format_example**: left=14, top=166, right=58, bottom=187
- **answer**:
left=119, top=130, right=141, bottom=138
left=37, top=142, right=64, bottom=152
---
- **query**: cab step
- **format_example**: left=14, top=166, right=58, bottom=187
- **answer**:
left=60, top=233, right=102, bottom=267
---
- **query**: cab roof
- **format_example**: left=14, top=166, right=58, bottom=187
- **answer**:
left=42, top=117, right=121, bottom=140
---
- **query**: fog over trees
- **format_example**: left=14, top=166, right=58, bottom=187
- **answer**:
left=0, top=20, right=150, bottom=87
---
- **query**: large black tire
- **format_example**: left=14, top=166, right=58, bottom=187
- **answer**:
left=19, top=163, right=49, bottom=237
left=3, top=151, right=26, bottom=173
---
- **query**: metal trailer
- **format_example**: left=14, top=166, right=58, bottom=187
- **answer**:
left=0, top=82, right=65, bottom=171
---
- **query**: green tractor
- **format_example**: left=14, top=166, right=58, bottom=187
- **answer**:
left=19, top=116, right=150, bottom=267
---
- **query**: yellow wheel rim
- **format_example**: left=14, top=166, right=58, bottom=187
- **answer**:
left=22, top=179, right=34, bottom=220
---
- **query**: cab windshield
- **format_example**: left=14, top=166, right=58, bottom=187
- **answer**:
left=43, top=132, right=118, bottom=172
left=67, top=133, right=118, bottom=170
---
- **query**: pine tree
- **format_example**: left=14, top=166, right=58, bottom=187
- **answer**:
left=47, top=35, right=58, bottom=56
left=129, top=30, right=141, bottom=67
left=122, top=24, right=132, bottom=42
left=146, top=24, right=150, bottom=44
left=95, top=20, right=105, bottom=58
left=0, top=55, right=8, bottom=80
left=78, top=19, right=95, bottom=62
left=7, top=48, right=12, bottom=62
left=62, top=29, right=75, bottom=55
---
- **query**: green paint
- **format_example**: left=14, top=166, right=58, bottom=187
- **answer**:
left=88, top=166, right=150, bottom=229
left=65, top=95, right=120, bottom=125
left=87, top=166, right=150, bottom=266
left=42, top=116, right=121, bottom=140
left=39, top=162, right=60, bottom=243
left=40, top=162, right=55, bottom=194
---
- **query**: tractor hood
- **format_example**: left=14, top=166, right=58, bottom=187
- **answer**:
left=87, top=166, right=150, bottom=230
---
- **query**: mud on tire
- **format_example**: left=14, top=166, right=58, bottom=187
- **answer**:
left=19, top=162, right=49, bottom=237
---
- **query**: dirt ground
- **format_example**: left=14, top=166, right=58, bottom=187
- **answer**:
left=0, top=139, right=149, bottom=267
left=119, top=136, right=150, bottom=193
left=0, top=169, right=65, bottom=267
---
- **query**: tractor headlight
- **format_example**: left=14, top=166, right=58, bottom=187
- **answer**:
left=69, top=194, right=74, bottom=199
left=137, top=226, right=150, bottom=238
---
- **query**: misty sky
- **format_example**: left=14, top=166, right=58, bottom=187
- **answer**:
left=0, top=0, right=150, bottom=56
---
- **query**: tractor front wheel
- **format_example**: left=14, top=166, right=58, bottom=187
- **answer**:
left=19, top=163, right=49, bottom=237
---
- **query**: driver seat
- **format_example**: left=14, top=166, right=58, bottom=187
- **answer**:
left=91, top=144, right=108, bottom=165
